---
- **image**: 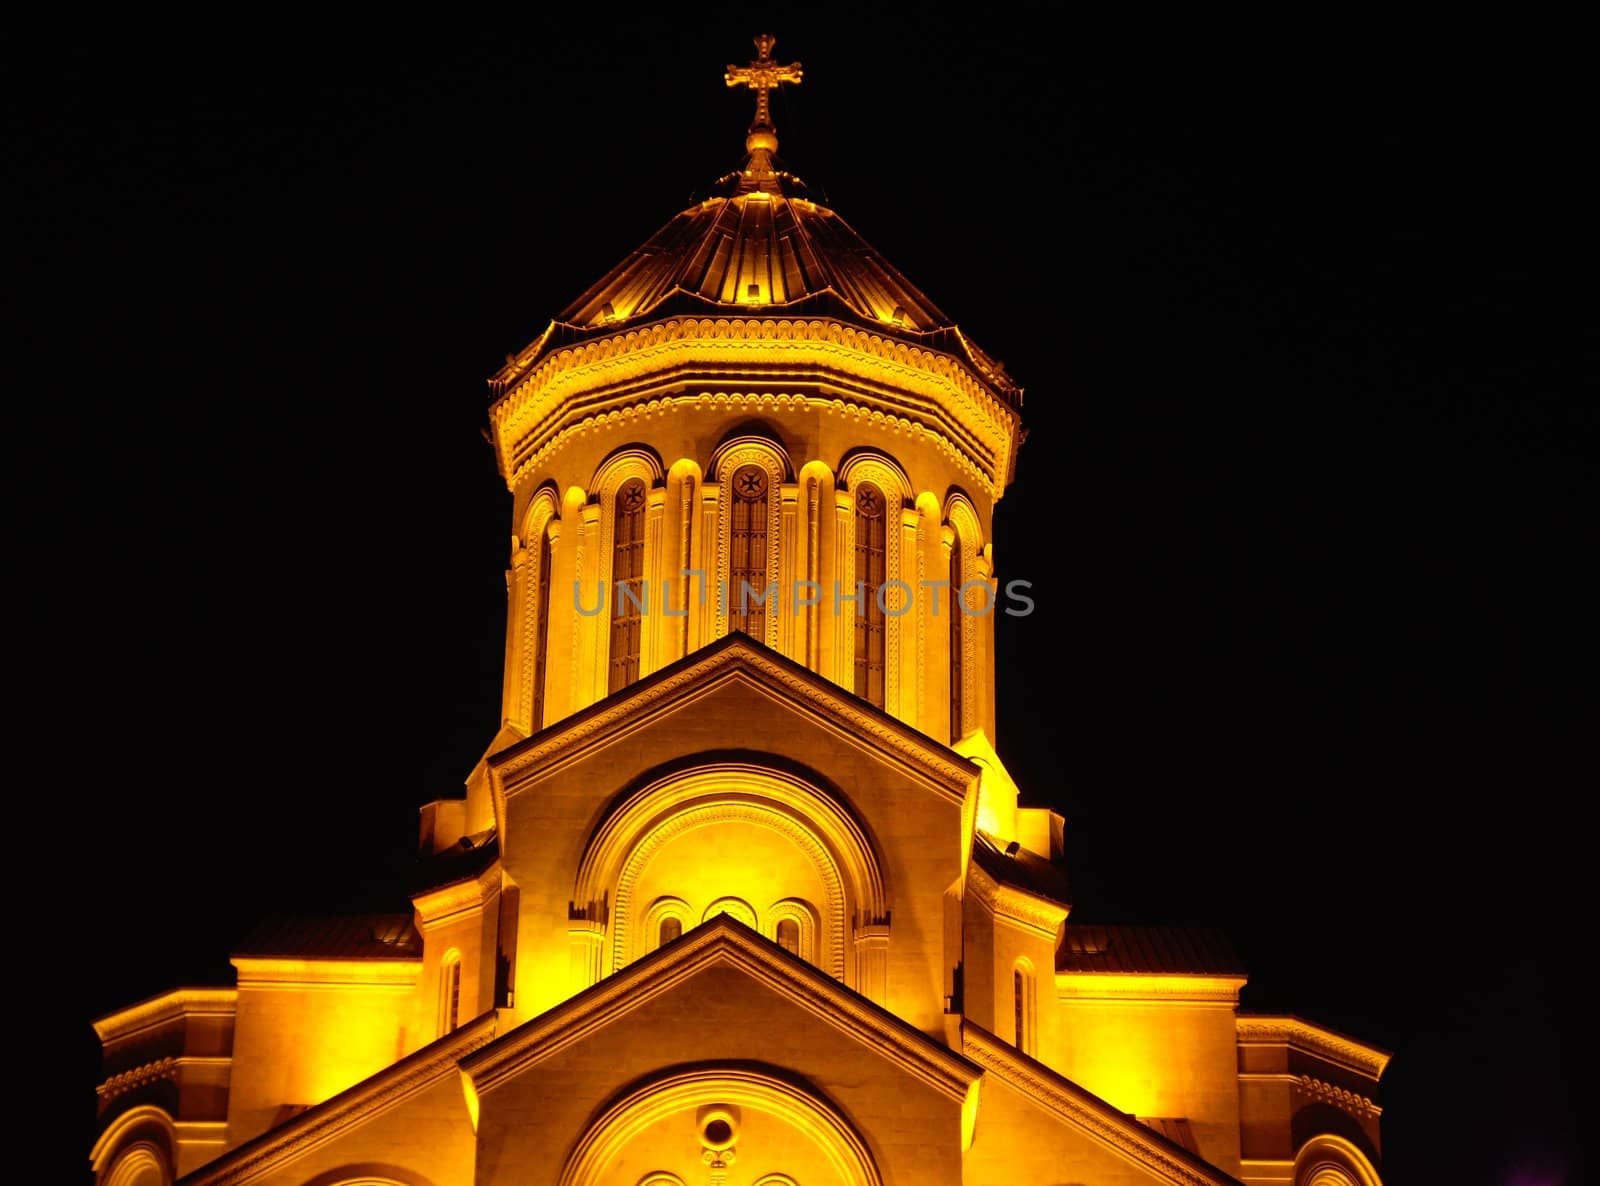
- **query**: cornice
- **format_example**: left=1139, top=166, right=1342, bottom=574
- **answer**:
left=487, top=317, right=1022, bottom=496
left=93, top=988, right=237, bottom=1043
left=181, top=1014, right=497, bottom=1186
left=491, top=640, right=976, bottom=803
left=1235, top=1015, right=1391, bottom=1080
left=413, top=860, right=502, bottom=927
left=463, top=918, right=979, bottom=1105
left=961, top=1023, right=1238, bottom=1186
left=1296, top=1074, right=1382, bottom=1120
left=1055, top=972, right=1245, bottom=1004
left=965, top=862, right=1068, bottom=941
left=231, top=960, right=420, bottom=990
left=97, top=1057, right=178, bottom=1100
left=1238, top=1073, right=1381, bottom=1121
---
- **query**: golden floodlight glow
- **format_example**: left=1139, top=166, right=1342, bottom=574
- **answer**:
left=88, top=32, right=1392, bottom=1186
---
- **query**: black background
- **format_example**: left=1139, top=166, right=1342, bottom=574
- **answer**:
left=17, top=16, right=1583, bottom=1185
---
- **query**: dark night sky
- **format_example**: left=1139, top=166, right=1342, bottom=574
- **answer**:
left=17, top=18, right=1584, bottom=1185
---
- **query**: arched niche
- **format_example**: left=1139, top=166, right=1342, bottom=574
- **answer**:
left=709, top=434, right=791, bottom=650
left=91, top=1106, right=176, bottom=1186
left=1293, top=1134, right=1383, bottom=1186
left=557, top=1066, right=883, bottom=1186
left=573, top=762, right=888, bottom=984
left=837, top=451, right=914, bottom=717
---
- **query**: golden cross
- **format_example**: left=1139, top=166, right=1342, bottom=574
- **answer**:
left=725, top=34, right=802, bottom=136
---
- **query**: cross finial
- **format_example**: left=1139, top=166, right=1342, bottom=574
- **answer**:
left=725, top=34, right=802, bottom=156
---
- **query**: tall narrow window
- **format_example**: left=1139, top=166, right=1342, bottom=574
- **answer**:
left=609, top=479, right=647, bottom=693
left=439, top=951, right=462, bottom=1036
left=854, top=484, right=887, bottom=707
left=658, top=916, right=682, bottom=947
left=949, top=540, right=965, bottom=741
left=775, top=918, right=801, bottom=956
left=531, top=528, right=552, bottom=729
left=729, top=465, right=770, bottom=639
left=1013, top=961, right=1035, bottom=1054
left=1013, top=967, right=1024, bottom=1051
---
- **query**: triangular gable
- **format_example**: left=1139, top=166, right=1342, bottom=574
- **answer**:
left=961, top=1022, right=1243, bottom=1186
left=462, top=914, right=980, bottom=1105
left=181, top=1015, right=497, bottom=1186
left=487, top=634, right=978, bottom=825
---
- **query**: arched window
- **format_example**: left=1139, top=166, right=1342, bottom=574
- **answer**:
left=439, top=950, right=462, bottom=1036
left=609, top=478, right=647, bottom=693
left=1012, top=959, right=1035, bottom=1055
left=658, top=916, right=682, bottom=946
left=729, top=464, right=770, bottom=638
left=854, top=483, right=887, bottom=708
left=949, top=538, right=965, bottom=741
left=532, top=527, right=552, bottom=729
left=775, top=917, right=800, bottom=956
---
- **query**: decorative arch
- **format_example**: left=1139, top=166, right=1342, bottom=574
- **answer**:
left=942, top=491, right=984, bottom=742
left=557, top=1066, right=883, bottom=1186
left=101, top=1141, right=169, bottom=1186
left=1011, top=956, right=1037, bottom=1055
left=839, top=451, right=912, bottom=715
left=92, top=1106, right=176, bottom=1186
left=660, top=458, right=704, bottom=668
left=794, top=461, right=838, bottom=676
left=702, top=896, right=758, bottom=928
left=639, top=896, right=692, bottom=959
left=573, top=763, right=888, bottom=983
left=1293, top=1134, right=1383, bottom=1186
left=711, top=435, right=790, bottom=649
left=767, top=897, right=821, bottom=963
left=516, top=484, right=562, bottom=732
left=591, top=447, right=666, bottom=694
left=438, top=948, right=462, bottom=1036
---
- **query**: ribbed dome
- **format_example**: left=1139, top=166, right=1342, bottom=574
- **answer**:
left=560, top=184, right=950, bottom=333
left=502, top=157, right=1022, bottom=407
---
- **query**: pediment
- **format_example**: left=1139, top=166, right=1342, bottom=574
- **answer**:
left=488, top=634, right=977, bottom=812
left=462, top=914, right=978, bottom=1105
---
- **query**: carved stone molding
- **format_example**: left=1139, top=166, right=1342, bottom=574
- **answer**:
left=965, top=862, right=1067, bottom=941
left=1293, top=1074, right=1382, bottom=1120
left=1236, top=1015, right=1392, bottom=1080
left=97, top=1057, right=178, bottom=1100
left=464, top=919, right=979, bottom=1104
left=492, top=639, right=977, bottom=796
left=489, top=317, right=1022, bottom=497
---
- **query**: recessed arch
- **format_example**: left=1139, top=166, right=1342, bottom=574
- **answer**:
left=1293, top=1134, right=1383, bottom=1186
left=573, top=762, right=888, bottom=983
left=639, top=895, right=691, bottom=959
left=839, top=452, right=912, bottom=716
left=516, top=484, right=562, bottom=732
left=557, top=1066, right=883, bottom=1186
left=942, top=491, right=984, bottom=741
left=702, top=896, right=757, bottom=928
left=711, top=436, right=790, bottom=648
left=768, top=897, right=821, bottom=962
left=91, top=1106, right=176, bottom=1186
left=101, top=1141, right=169, bottom=1186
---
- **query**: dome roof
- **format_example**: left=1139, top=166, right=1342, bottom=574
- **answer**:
left=505, top=166, right=1020, bottom=406
left=561, top=171, right=948, bottom=333
left=496, top=36, right=1020, bottom=407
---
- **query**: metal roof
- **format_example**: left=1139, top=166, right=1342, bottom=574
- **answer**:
left=232, top=913, right=422, bottom=961
left=1056, top=924, right=1245, bottom=975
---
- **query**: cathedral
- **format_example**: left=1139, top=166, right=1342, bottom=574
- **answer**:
left=90, top=37, right=1389, bottom=1186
